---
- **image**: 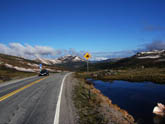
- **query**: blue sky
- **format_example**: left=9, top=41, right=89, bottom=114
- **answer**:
left=0, top=0, right=165, bottom=59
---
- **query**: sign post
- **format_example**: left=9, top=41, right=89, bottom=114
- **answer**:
left=39, top=64, right=42, bottom=71
left=87, top=60, right=89, bottom=72
left=83, top=52, right=91, bottom=72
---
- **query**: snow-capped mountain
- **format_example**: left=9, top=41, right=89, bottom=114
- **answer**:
left=135, top=50, right=165, bottom=59
left=35, top=55, right=85, bottom=65
left=58, top=55, right=84, bottom=62
left=105, top=49, right=165, bottom=69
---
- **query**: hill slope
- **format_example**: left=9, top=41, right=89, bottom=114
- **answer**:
left=0, top=53, right=62, bottom=82
left=112, top=50, right=165, bottom=68
left=79, top=50, right=165, bottom=71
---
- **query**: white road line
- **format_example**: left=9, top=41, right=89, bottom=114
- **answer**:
left=53, top=72, right=72, bottom=124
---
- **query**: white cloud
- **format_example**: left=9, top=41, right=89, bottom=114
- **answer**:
left=0, top=42, right=88, bottom=60
left=91, top=57, right=108, bottom=61
left=0, top=42, right=140, bottom=61
left=0, top=43, right=62, bottom=59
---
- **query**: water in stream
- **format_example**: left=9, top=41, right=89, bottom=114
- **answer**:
left=89, top=79, right=165, bottom=124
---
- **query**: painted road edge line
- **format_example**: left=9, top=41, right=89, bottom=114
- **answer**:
left=0, top=77, right=47, bottom=102
left=53, top=72, right=72, bottom=124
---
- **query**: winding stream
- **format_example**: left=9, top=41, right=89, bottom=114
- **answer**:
left=89, top=79, right=165, bottom=124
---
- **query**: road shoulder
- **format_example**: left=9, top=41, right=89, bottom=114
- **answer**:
left=0, top=75, right=37, bottom=88
left=59, top=73, right=78, bottom=124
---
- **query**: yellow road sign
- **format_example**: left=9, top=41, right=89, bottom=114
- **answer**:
left=84, top=52, right=91, bottom=60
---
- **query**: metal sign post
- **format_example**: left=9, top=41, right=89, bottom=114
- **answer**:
left=87, top=60, right=89, bottom=72
left=84, top=52, right=91, bottom=72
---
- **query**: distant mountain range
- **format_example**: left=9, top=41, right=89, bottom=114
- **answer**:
left=35, top=55, right=85, bottom=65
left=1, top=49, right=165, bottom=73
left=80, top=50, right=165, bottom=71
left=0, top=53, right=62, bottom=73
left=0, top=53, right=87, bottom=73
left=110, top=50, right=165, bottom=69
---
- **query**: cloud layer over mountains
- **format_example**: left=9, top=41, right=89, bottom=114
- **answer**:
left=92, top=40, right=165, bottom=60
left=0, top=43, right=61, bottom=59
left=0, top=41, right=165, bottom=60
left=145, top=40, right=165, bottom=51
left=0, top=43, right=87, bottom=60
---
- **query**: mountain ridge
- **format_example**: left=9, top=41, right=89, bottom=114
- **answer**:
left=35, top=55, right=85, bottom=65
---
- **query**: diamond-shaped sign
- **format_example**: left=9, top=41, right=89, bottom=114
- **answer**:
left=84, top=52, right=91, bottom=60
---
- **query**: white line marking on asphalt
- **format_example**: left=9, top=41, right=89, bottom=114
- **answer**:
left=53, top=72, right=72, bottom=124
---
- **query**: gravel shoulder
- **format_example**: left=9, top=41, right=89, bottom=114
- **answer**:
left=59, top=73, right=78, bottom=124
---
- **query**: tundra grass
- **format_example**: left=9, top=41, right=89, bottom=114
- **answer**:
left=77, top=68, right=165, bottom=84
left=0, top=65, right=36, bottom=83
left=73, top=75, right=108, bottom=124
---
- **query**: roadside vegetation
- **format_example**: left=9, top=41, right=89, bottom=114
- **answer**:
left=0, top=65, right=36, bottom=83
left=74, top=54, right=165, bottom=123
left=78, top=68, right=165, bottom=84
left=73, top=73, right=135, bottom=124
left=73, top=75, right=108, bottom=124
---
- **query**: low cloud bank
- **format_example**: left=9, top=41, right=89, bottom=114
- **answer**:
left=145, top=40, right=165, bottom=51
left=91, top=40, right=165, bottom=60
left=0, top=41, right=165, bottom=61
left=0, top=43, right=61, bottom=59
left=91, top=50, right=136, bottom=60
left=0, top=43, right=87, bottom=59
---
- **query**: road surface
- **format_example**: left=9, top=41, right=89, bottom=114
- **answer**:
left=0, top=72, right=74, bottom=124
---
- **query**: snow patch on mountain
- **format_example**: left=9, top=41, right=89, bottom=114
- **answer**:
left=91, top=57, right=108, bottom=61
left=5, top=64, right=35, bottom=72
left=138, top=55, right=160, bottom=59
left=73, top=56, right=83, bottom=61
left=136, top=50, right=165, bottom=59
left=48, top=59, right=62, bottom=64
left=35, top=55, right=84, bottom=65
left=35, top=58, right=50, bottom=65
left=27, top=63, right=38, bottom=67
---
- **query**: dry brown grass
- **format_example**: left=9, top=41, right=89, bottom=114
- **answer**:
left=77, top=68, right=165, bottom=84
left=73, top=77, right=108, bottom=124
left=73, top=74, right=135, bottom=124
left=0, top=65, right=36, bottom=83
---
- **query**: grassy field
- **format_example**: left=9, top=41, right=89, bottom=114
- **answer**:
left=0, top=65, right=36, bottom=83
left=77, top=68, right=165, bottom=84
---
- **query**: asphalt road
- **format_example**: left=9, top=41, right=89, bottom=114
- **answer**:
left=0, top=72, right=70, bottom=124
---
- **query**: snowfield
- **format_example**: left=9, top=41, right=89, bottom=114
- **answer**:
left=5, top=64, right=35, bottom=72
left=137, top=55, right=160, bottom=59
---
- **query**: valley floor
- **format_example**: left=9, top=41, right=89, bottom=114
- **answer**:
left=78, top=68, right=165, bottom=84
